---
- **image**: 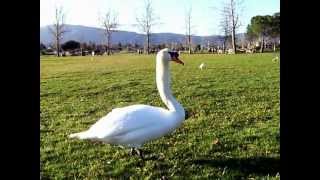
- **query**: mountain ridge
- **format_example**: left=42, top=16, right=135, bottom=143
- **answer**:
left=41, top=24, right=244, bottom=46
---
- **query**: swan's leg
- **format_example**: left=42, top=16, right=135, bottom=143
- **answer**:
left=130, top=148, right=136, bottom=156
left=135, top=148, right=144, bottom=160
left=128, top=146, right=144, bottom=159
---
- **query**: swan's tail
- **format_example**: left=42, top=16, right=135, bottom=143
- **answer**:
left=69, top=131, right=95, bottom=140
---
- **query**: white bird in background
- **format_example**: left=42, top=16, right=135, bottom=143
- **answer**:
left=69, top=48, right=185, bottom=158
left=272, top=56, right=279, bottom=62
left=199, top=63, right=205, bottom=70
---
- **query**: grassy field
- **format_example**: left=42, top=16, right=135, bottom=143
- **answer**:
left=40, top=53, right=280, bottom=179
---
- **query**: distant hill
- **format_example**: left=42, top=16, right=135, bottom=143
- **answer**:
left=40, top=24, right=245, bottom=46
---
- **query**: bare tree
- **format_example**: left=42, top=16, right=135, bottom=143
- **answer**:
left=219, top=6, right=231, bottom=53
left=136, top=0, right=158, bottom=54
left=221, top=0, right=242, bottom=54
left=100, top=10, right=118, bottom=55
left=185, top=6, right=194, bottom=54
left=48, top=6, right=67, bottom=57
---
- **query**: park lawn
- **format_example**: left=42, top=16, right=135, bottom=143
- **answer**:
left=40, top=52, right=280, bottom=179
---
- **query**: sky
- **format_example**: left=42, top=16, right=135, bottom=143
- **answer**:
left=40, top=0, right=279, bottom=36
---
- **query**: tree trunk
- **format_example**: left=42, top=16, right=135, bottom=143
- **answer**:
left=273, top=41, right=276, bottom=52
left=231, top=28, right=236, bottom=54
left=56, top=38, right=60, bottom=57
left=260, top=36, right=264, bottom=53
left=147, top=33, right=150, bottom=54
left=185, top=38, right=188, bottom=51
left=107, top=34, right=111, bottom=55
left=188, top=34, right=191, bottom=54
left=222, top=43, right=225, bottom=53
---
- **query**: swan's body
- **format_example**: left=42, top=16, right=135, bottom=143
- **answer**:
left=199, top=63, right=205, bottom=70
left=69, top=48, right=185, bottom=148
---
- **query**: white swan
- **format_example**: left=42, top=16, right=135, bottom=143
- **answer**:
left=69, top=48, right=185, bottom=157
left=199, top=63, right=205, bottom=70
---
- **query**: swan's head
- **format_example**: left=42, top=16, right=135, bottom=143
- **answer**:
left=157, top=48, right=184, bottom=65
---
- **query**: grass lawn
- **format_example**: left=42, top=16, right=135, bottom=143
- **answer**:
left=40, top=52, right=280, bottom=179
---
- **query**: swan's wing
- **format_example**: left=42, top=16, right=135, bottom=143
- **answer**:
left=88, top=105, right=169, bottom=138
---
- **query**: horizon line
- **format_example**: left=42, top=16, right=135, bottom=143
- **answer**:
left=40, top=23, right=247, bottom=37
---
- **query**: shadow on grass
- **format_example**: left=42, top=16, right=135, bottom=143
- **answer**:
left=191, top=156, right=279, bottom=176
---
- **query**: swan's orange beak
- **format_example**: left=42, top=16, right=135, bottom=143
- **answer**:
left=172, top=57, right=184, bottom=65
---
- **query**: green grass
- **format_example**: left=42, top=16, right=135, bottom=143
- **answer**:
left=40, top=53, right=280, bottom=179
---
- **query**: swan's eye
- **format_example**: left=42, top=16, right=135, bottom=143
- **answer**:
left=168, top=51, right=179, bottom=60
left=168, top=51, right=184, bottom=65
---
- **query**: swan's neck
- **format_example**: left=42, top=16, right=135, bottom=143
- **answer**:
left=156, top=54, right=185, bottom=117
